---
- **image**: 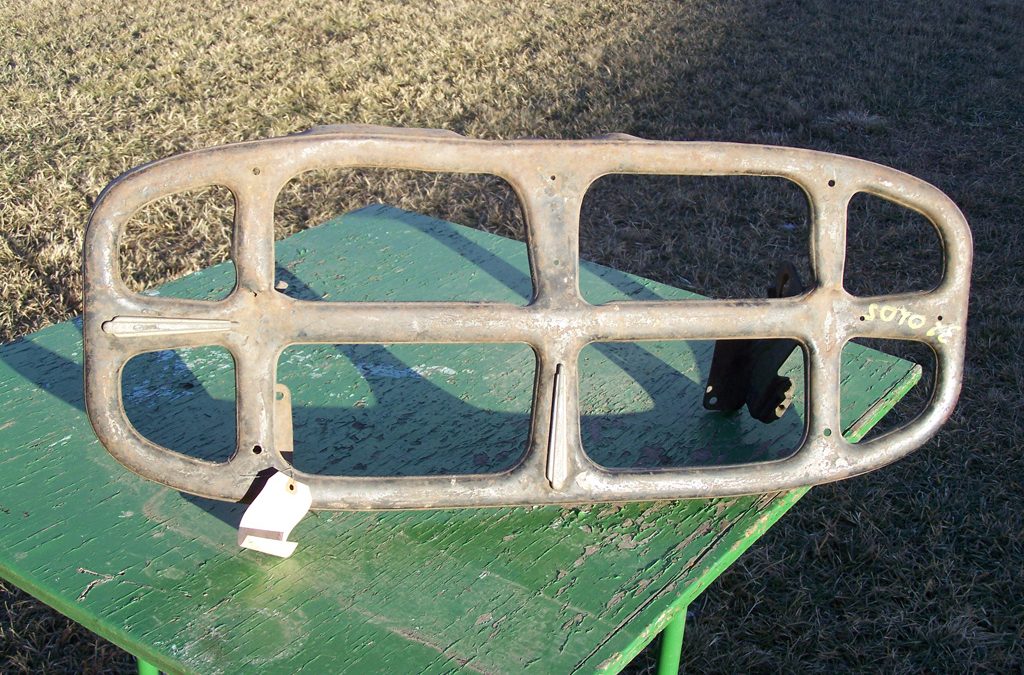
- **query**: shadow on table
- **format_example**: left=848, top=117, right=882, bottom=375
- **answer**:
left=0, top=214, right=803, bottom=530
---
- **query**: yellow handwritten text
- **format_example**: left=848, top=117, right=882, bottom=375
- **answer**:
left=862, top=303, right=954, bottom=343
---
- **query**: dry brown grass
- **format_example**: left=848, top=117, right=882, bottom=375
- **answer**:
left=2, top=0, right=1023, bottom=671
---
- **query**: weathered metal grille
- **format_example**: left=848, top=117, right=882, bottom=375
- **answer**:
left=83, top=126, right=972, bottom=510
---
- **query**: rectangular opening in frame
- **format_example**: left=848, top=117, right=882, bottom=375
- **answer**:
left=578, top=339, right=807, bottom=469
left=579, top=175, right=811, bottom=304
left=274, top=169, right=531, bottom=305
left=276, top=342, right=536, bottom=477
left=121, top=346, right=236, bottom=462
left=840, top=338, right=931, bottom=444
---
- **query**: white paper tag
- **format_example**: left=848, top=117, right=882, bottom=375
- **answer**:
left=237, top=472, right=312, bottom=558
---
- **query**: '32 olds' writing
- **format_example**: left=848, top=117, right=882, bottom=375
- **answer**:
left=861, top=303, right=955, bottom=343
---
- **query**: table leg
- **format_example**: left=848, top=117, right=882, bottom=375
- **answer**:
left=137, top=657, right=160, bottom=675
left=656, top=608, right=686, bottom=675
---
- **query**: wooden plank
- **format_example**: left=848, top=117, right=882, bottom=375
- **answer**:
left=0, top=206, right=918, bottom=674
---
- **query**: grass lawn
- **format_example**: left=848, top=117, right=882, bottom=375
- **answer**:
left=2, top=0, right=1022, bottom=671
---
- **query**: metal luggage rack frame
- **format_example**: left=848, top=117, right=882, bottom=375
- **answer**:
left=83, top=126, right=972, bottom=510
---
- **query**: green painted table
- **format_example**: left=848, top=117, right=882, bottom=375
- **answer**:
left=0, top=206, right=918, bottom=674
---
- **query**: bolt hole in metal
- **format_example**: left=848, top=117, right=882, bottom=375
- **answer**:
left=252, top=445, right=263, bottom=455
left=828, top=179, right=836, bottom=187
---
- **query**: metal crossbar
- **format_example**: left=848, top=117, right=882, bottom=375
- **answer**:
left=83, top=126, right=972, bottom=510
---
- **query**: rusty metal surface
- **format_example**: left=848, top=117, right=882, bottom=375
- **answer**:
left=82, top=125, right=973, bottom=510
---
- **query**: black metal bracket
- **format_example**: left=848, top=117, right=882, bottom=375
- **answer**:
left=702, top=263, right=806, bottom=423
